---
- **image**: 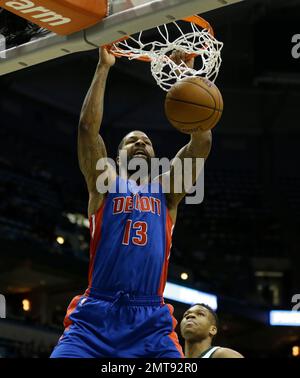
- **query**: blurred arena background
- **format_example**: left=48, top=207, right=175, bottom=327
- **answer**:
left=0, top=0, right=300, bottom=358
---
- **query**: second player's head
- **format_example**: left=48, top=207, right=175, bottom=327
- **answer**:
left=180, top=303, right=218, bottom=343
left=117, top=130, right=155, bottom=168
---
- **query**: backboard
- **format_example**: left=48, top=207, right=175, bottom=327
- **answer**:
left=0, top=0, right=244, bottom=76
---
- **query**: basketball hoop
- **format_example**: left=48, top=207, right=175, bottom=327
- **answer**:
left=104, top=15, right=223, bottom=92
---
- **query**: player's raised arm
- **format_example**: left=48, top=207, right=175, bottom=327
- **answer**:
left=164, top=130, right=212, bottom=211
left=159, top=50, right=223, bottom=218
left=78, top=48, right=116, bottom=215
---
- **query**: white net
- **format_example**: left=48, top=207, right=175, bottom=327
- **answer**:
left=109, top=18, right=223, bottom=91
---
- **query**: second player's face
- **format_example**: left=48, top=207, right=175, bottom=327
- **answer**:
left=180, top=305, right=216, bottom=342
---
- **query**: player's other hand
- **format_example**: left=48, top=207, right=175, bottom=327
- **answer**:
left=170, top=50, right=195, bottom=69
left=99, top=47, right=116, bottom=67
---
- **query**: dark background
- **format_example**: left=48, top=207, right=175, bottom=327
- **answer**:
left=0, top=0, right=300, bottom=358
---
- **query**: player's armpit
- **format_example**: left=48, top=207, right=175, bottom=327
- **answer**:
left=213, top=348, right=244, bottom=358
left=163, top=130, right=212, bottom=208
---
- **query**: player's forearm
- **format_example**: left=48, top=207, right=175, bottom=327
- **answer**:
left=188, top=130, right=212, bottom=158
left=79, top=63, right=111, bottom=136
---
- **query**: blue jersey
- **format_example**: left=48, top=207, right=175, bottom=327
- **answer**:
left=52, top=176, right=184, bottom=358
left=86, top=176, right=174, bottom=297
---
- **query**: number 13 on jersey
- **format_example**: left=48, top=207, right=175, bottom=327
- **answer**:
left=122, top=220, right=148, bottom=246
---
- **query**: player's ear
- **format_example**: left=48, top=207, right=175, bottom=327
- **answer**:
left=209, top=325, right=217, bottom=337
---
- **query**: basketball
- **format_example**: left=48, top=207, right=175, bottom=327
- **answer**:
left=165, top=77, right=223, bottom=134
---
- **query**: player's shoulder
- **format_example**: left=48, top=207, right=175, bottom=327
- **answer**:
left=213, top=347, right=244, bottom=358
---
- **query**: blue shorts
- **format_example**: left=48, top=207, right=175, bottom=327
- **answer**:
left=50, top=290, right=184, bottom=358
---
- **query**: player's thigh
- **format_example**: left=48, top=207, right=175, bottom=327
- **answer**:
left=50, top=331, right=100, bottom=358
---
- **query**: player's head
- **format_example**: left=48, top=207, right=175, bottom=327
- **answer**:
left=180, top=303, right=218, bottom=343
left=117, top=130, right=155, bottom=168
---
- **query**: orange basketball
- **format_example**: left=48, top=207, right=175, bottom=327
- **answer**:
left=165, top=77, right=223, bottom=134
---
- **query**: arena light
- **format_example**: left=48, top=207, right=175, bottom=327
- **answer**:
left=292, top=346, right=300, bottom=357
left=65, top=213, right=89, bottom=228
left=269, top=311, right=300, bottom=326
left=22, top=299, right=31, bottom=312
left=164, top=282, right=218, bottom=310
left=56, top=236, right=65, bottom=245
left=180, top=273, right=189, bottom=281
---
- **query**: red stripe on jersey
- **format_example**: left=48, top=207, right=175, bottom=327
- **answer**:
left=63, top=295, right=82, bottom=330
left=62, top=202, right=106, bottom=332
left=157, top=209, right=173, bottom=296
left=86, top=200, right=106, bottom=295
left=166, top=304, right=185, bottom=358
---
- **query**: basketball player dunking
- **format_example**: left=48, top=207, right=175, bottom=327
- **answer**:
left=181, top=304, right=244, bottom=358
left=50, top=48, right=212, bottom=358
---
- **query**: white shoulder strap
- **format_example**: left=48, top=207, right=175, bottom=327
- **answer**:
left=201, top=346, right=221, bottom=358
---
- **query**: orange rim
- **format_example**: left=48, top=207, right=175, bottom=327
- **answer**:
left=183, top=15, right=214, bottom=37
left=102, top=15, right=215, bottom=62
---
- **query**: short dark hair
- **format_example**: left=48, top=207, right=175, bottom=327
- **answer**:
left=191, top=303, right=219, bottom=329
left=117, top=130, right=151, bottom=157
